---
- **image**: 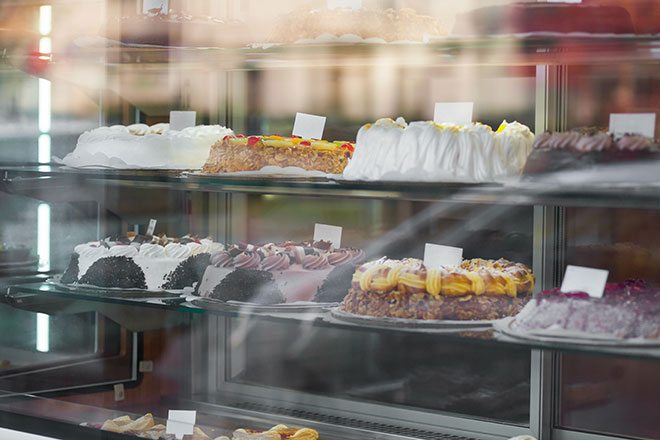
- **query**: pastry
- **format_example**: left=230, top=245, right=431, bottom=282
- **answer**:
left=342, top=258, right=534, bottom=320
left=343, top=118, right=534, bottom=182
left=83, top=413, right=221, bottom=440
left=196, top=241, right=365, bottom=304
left=62, top=234, right=224, bottom=290
left=453, top=3, right=633, bottom=35
left=202, top=135, right=354, bottom=175
left=522, top=129, right=658, bottom=175
left=266, top=7, right=446, bottom=43
left=510, top=279, right=660, bottom=339
left=218, top=425, right=318, bottom=440
left=62, top=123, right=233, bottom=169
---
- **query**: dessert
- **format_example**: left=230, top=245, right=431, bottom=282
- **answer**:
left=61, top=123, right=233, bottom=169
left=453, top=3, right=634, bottom=35
left=522, top=129, right=658, bottom=176
left=266, top=7, right=446, bottom=44
left=83, top=413, right=220, bottom=440
left=196, top=241, right=365, bottom=304
left=341, top=258, right=534, bottom=320
left=202, top=135, right=354, bottom=175
left=218, top=425, right=318, bottom=440
left=343, top=118, right=534, bottom=182
left=61, top=234, right=224, bottom=290
left=509, top=280, right=660, bottom=339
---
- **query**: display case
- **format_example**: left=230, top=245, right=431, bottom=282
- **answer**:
left=1, top=1, right=660, bottom=439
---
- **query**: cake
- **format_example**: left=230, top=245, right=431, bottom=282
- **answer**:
left=342, top=118, right=534, bottom=182
left=61, top=234, right=224, bottom=291
left=509, top=280, right=660, bottom=339
left=341, top=258, right=534, bottom=321
left=522, top=129, right=658, bottom=176
left=202, top=135, right=354, bottom=175
left=61, top=123, right=233, bottom=169
left=266, top=7, right=446, bottom=44
left=196, top=241, right=365, bottom=304
left=83, top=413, right=219, bottom=440
left=219, top=425, right=318, bottom=440
left=453, top=3, right=634, bottom=35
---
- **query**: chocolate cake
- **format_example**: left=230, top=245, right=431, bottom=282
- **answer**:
left=314, top=263, right=356, bottom=303
left=79, top=256, right=147, bottom=289
left=210, top=269, right=285, bottom=305
left=162, top=253, right=210, bottom=290
left=60, top=253, right=79, bottom=284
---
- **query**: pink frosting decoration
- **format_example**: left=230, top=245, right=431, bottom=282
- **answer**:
left=286, top=246, right=306, bottom=264
left=327, top=250, right=353, bottom=266
left=211, top=252, right=234, bottom=268
left=261, top=253, right=290, bottom=271
left=234, top=251, right=261, bottom=269
left=574, top=133, right=613, bottom=152
left=350, top=248, right=366, bottom=264
left=617, top=134, right=652, bottom=151
left=302, top=254, right=331, bottom=270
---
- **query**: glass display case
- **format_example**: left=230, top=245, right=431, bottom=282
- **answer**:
left=1, top=1, right=660, bottom=439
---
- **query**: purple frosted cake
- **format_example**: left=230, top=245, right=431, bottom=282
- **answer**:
left=511, top=280, right=660, bottom=339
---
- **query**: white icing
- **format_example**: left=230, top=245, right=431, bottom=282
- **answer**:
left=139, top=243, right=166, bottom=259
left=61, top=124, right=233, bottom=169
left=109, top=245, right=138, bottom=258
left=164, top=243, right=193, bottom=259
left=186, top=241, right=211, bottom=255
left=343, top=118, right=534, bottom=182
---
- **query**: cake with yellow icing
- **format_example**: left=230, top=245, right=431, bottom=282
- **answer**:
left=202, top=134, right=354, bottom=174
left=341, top=258, right=534, bottom=321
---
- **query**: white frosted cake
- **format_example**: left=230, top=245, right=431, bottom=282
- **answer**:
left=342, top=118, right=534, bottom=182
left=61, top=234, right=224, bottom=291
left=61, top=123, right=233, bottom=169
left=196, top=241, right=366, bottom=304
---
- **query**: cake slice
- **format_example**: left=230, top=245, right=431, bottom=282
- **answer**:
left=202, top=135, right=354, bottom=174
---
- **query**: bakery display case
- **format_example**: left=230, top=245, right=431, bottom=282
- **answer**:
left=1, top=0, right=660, bottom=439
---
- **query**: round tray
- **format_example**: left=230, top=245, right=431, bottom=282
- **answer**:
left=330, top=307, right=497, bottom=330
left=47, top=277, right=183, bottom=299
left=190, top=297, right=337, bottom=313
left=494, top=317, right=660, bottom=347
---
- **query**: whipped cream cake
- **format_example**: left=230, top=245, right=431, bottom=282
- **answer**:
left=510, top=280, right=660, bottom=339
left=343, top=118, right=534, bottom=182
left=522, top=128, right=658, bottom=175
left=342, top=257, right=534, bottom=320
left=62, top=123, right=233, bottom=169
left=61, top=234, right=224, bottom=290
left=196, top=240, right=365, bottom=304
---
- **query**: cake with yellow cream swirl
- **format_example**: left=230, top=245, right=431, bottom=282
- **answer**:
left=202, top=134, right=354, bottom=175
left=342, top=257, right=534, bottom=320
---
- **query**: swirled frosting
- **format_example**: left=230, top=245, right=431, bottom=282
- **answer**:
left=533, top=130, right=655, bottom=153
left=164, top=243, right=193, bottom=259
left=234, top=251, right=261, bottom=269
left=211, top=251, right=234, bottom=267
left=302, top=254, right=331, bottom=270
left=139, top=243, right=166, bottom=258
left=261, top=253, right=291, bottom=271
left=109, top=245, right=138, bottom=258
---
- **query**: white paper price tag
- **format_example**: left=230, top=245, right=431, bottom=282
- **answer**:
left=609, top=113, right=656, bottom=138
left=314, top=223, right=342, bottom=248
left=327, top=0, right=362, bottom=9
left=146, top=219, right=157, bottom=236
left=166, top=411, right=196, bottom=440
left=113, top=384, right=124, bottom=401
left=433, top=102, right=474, bottom=126
left=142, top=0, right=168, bottom=14
left=292, top=113, right=326, bottom=140
left=560, top=265, right=609, bottom=298
left=170, top=111, right=196, bottom=132
left=423, top=244, right=463, bottom=270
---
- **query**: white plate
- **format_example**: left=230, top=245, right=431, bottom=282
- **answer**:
left=494, top=317, right=660, bottom=347
left=330, top=307, right=497, bottom=330
left=191, top=297, right=337, bottom=313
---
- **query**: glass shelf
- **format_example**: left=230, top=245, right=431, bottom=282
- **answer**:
left=7, top=282, right=660, bottom=364
left=3, top=165, right=660, bottom=210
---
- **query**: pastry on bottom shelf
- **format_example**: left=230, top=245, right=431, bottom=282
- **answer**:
left=510, top=279, right=660, bottom=339
left=522, top=129, right=658, bottom=176
left=341, top=258, right=534, bottom=320
left=84, top=413, right=219, bottom=440
left=221, top=425, right=318, bottom=440
left=196, top=241, right=365, bottom=304
left=201, top=135, right=354, bottom=175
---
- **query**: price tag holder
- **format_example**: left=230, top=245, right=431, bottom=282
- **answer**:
left=170, top=111, right=196, bottom=132
left=292, top=113, right=326, bottom=140
left=314, top=224, right=342, bottom=248
left=146, top=219, right=157, bottom=236
left=166, top=411, right=196, bottom=440
left=142, top=0, right=168, bottom=14
left=609, top=113, right=656, bottom=138
left=423, top=243, right=463, bottom=270
left=433, top=102, right=474, bottom=126
left=560, top=265, right=609, bottom=298
left=327, top=0, right=362, bottom=9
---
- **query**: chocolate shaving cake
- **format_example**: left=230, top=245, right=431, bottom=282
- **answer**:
left=162, top=253, right=210, bottom=290
left=210, top=269, right=285, bottom=305
left=79, top=257, right=147, bottom=289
